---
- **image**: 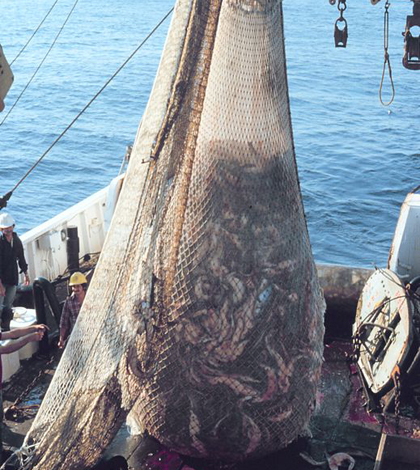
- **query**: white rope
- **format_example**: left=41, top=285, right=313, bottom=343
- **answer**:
left=0, top=442, right=38, bottom=470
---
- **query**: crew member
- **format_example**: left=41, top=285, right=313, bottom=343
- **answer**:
left=0, top=213, right=30, bottom=331
left=58, top=271, right=87, bottom=348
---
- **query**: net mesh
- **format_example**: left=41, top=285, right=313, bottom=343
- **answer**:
left=24, top=0, right=325, bottom=467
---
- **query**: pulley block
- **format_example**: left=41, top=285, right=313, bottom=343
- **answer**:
left=334, top=18, right=348, bottom=47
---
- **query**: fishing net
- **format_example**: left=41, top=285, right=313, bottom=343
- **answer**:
left=23, top=0, right=325, bottom=468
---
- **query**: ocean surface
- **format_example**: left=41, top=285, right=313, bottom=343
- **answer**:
left=1, top=0, right=419, bottom=269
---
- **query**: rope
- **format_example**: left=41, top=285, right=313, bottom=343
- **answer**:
left=0, top=0, right=79, bottom=127
left=0, top=442, right=38, bottom=470
left=4, top=7, right=174, bottom=198
left=379, top=0, right=395, bottom=106
left=10, top=0, right=60, bottom=66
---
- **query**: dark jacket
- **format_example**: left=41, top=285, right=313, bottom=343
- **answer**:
left=0, top=232, right=28, bottom=286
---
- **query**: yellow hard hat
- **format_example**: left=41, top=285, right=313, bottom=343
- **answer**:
left=69, top=271, right=87, bottom=286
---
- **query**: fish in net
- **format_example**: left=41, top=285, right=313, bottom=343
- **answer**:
left=20, top=0, right=325, bottom=468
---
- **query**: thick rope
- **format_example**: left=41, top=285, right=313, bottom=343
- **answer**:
left=379, top=0, right=395, bottom=106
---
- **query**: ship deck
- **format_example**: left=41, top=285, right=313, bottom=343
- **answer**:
left=3, top=337, right=420, bottom=470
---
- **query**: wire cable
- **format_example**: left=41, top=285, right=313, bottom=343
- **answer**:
left=0, top=0, right=79, bottom=127
left=7, top=7, right=174, bottom=196
left=10, top=0, right=60, bottom=66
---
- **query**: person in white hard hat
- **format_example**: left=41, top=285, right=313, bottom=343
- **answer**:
left=58, top=271, right=88, bottom=349
left=0, top=213, right=30, bottom=331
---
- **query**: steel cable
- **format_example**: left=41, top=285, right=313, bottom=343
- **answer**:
left=3, top=7, right=174, bottom=199
left=0, top=0, right=79, bottom=128
left=10, top=0, right=60, bottom=66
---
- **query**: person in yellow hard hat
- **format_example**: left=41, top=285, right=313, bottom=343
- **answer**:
left=58, top=271, right=88, bottom=349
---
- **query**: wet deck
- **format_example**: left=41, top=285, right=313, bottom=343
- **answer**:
left=2, top=349, right=59, bottom=452
left=2, top=341, right=420, bottom=469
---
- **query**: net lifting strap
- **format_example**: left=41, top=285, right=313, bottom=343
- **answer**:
left=23, top=1, right=325, bottom=468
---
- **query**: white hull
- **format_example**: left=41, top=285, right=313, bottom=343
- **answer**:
left=20, top=174, right=124, bottom=283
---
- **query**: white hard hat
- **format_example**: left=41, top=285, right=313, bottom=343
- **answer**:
left=0, top=212, right=15, bottom=228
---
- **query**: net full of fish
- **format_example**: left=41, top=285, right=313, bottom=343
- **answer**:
left=21, top=0, right=325, bottom=468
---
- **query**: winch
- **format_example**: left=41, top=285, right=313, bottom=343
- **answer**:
left=354, top=268, right=420, bottom=416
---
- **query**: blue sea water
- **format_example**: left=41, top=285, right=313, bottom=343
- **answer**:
left=1, top=0, right=419, bottom=269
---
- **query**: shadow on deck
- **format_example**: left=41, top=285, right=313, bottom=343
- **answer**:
left=2, top=341, right=420, bottom=469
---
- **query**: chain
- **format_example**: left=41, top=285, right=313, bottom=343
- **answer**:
left=352, top=329, right=362, bottom=363
left=338, top=0, right=347, bottom=17
left=379, top=0, right=395, bottom=106
left=392, top=365, right=401, bottom=434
